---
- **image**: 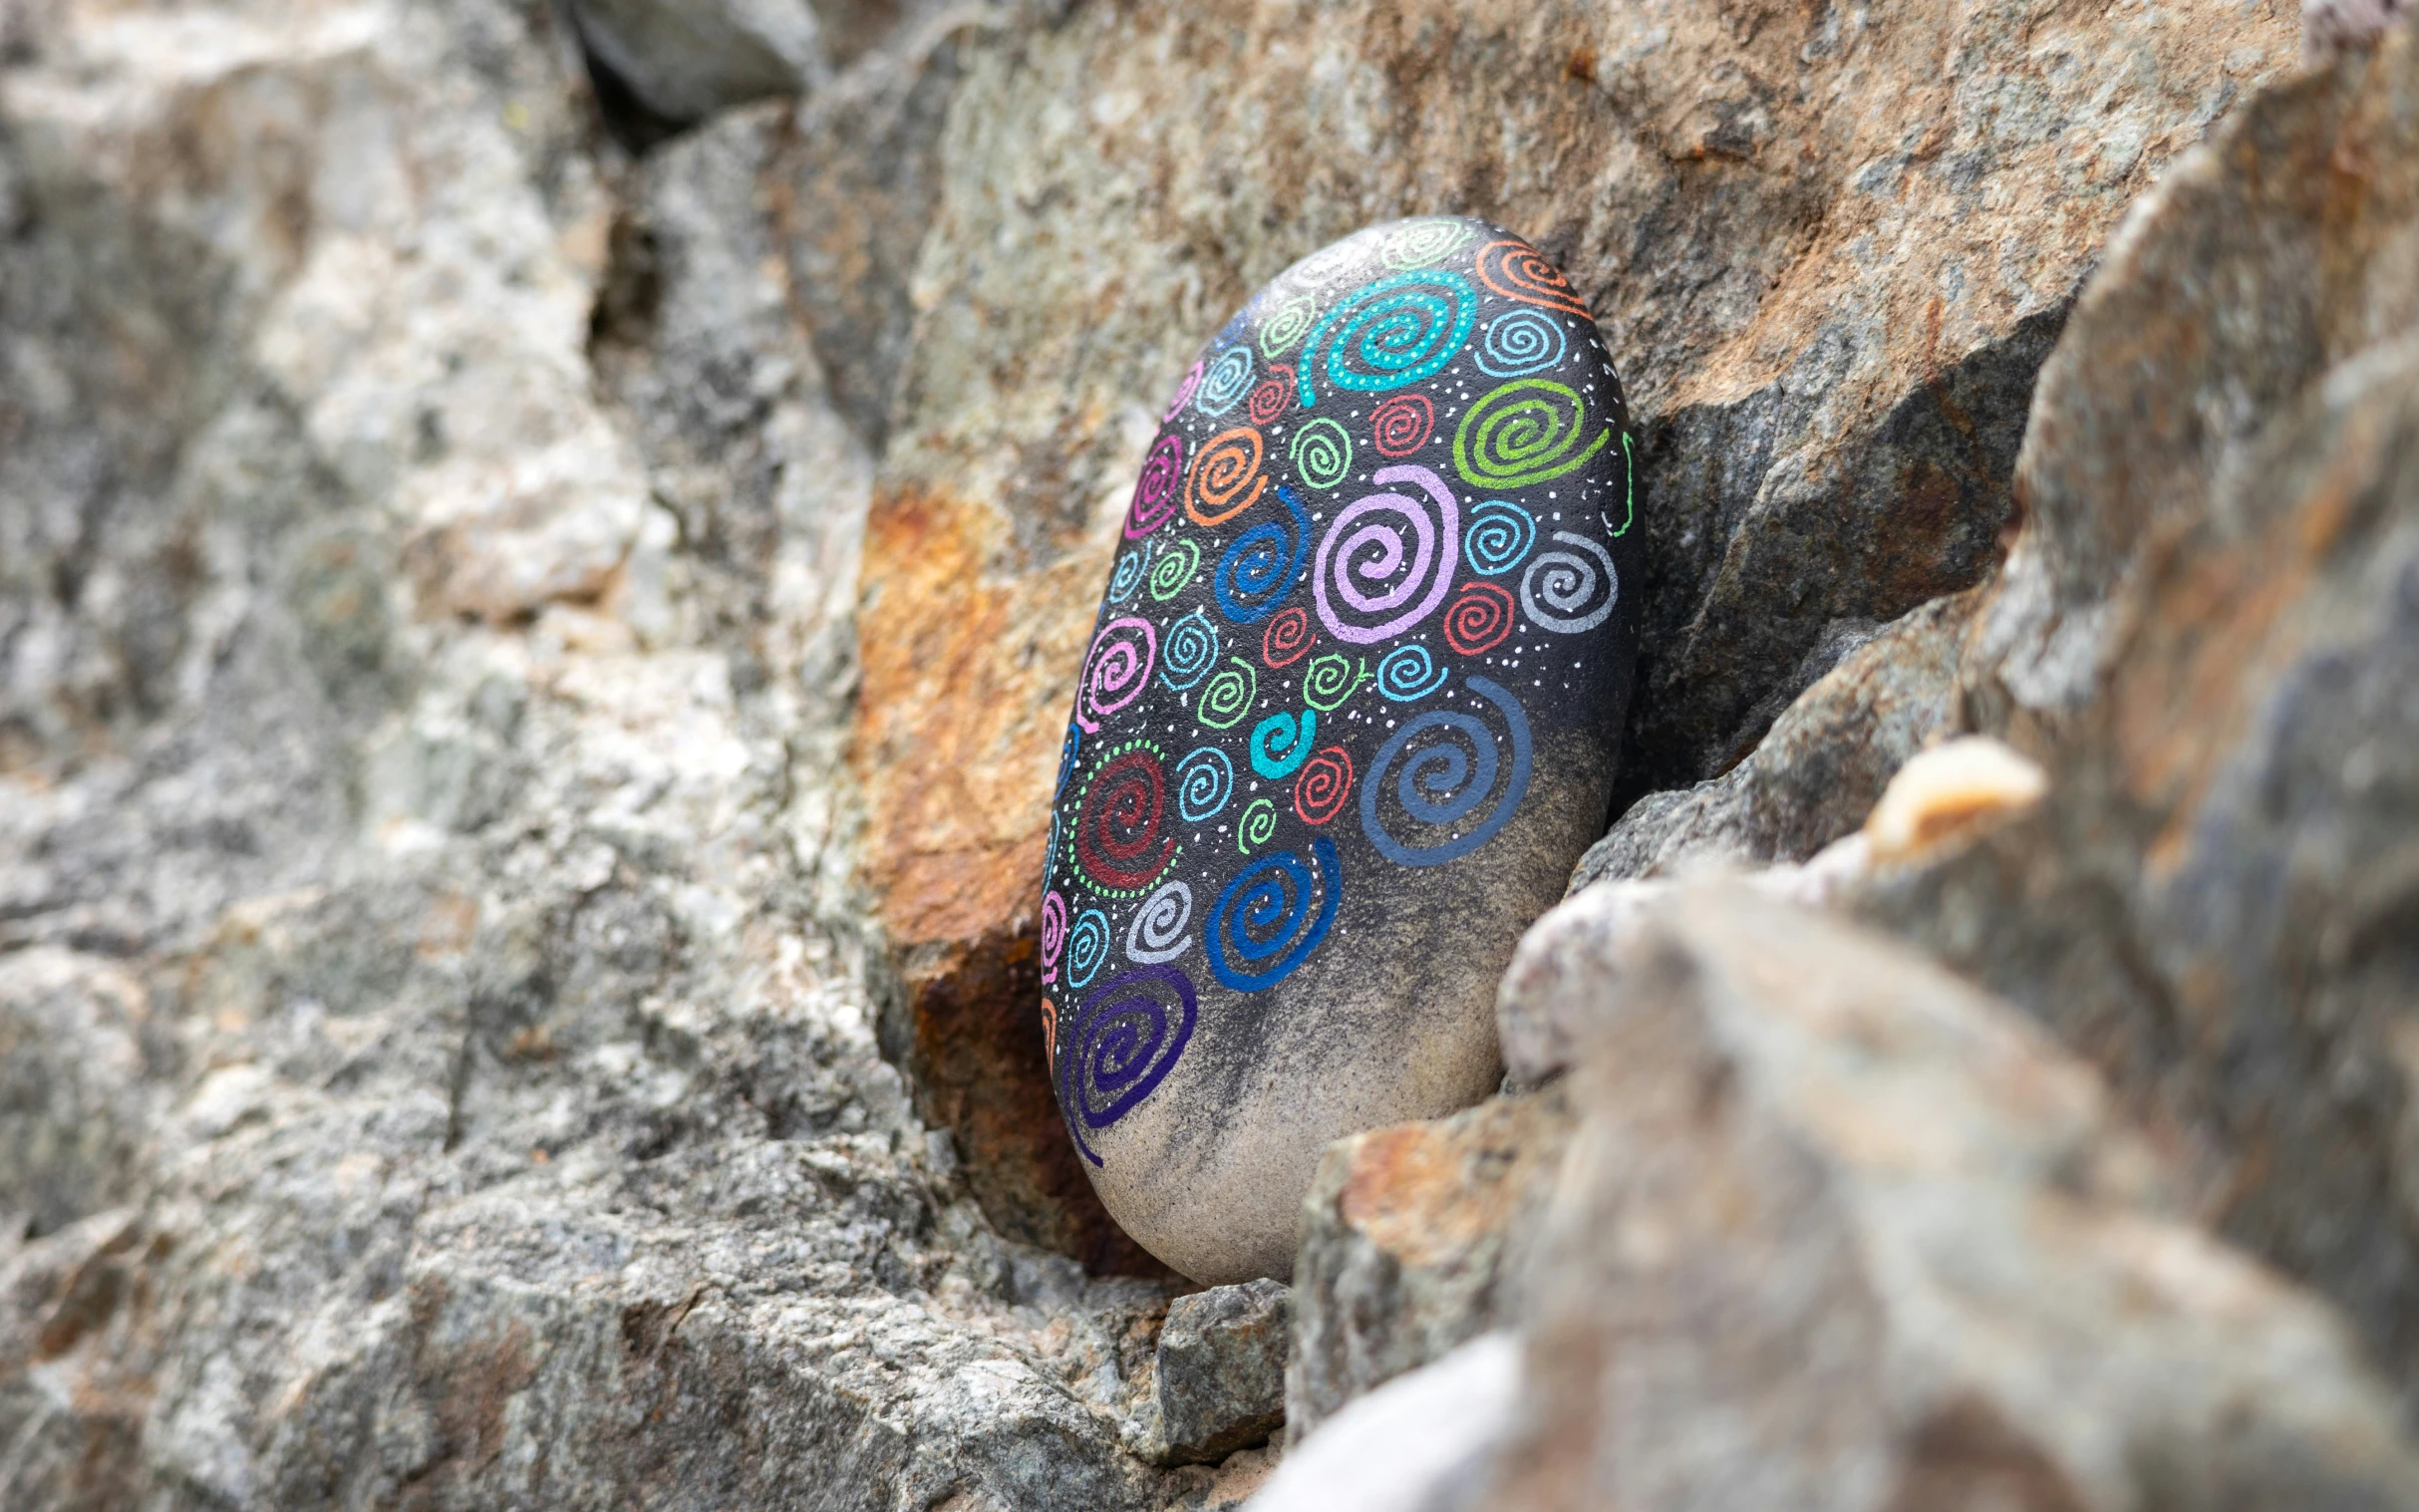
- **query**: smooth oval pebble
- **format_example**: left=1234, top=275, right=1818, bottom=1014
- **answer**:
left=1038, top=216, right=1640, bottom=1284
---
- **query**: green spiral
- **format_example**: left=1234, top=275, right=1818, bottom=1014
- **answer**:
left=1149, top=537, right=1201, bottom=601
left=1301, top=652, right=1370, bottom=713
left=1453, top=379, right=1611, bottom=491
left=1290, top=418, right=1354, bottom=491
left=1197, top=656, right=1259, bottom=731
left=1380, top=218, right=1474, bottom=269
left=1237, top=797, right=1279, bottom=854
left=1259, top=296, right=1317, bottom=359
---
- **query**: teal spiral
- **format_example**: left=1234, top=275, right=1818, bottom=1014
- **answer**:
left=1296, top=271, right=1477, bottom=407
left=1463, top=499, right=1536, bottom=576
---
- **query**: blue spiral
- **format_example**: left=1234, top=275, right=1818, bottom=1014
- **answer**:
left=1107, top=544, right=1148, bottom=604
left=1067, top=908, right=1110, bottom=989
left=1249, top=709, right=1317, bottom=779
left=1296, top=271, right=1477, bottom=407
left=1054, top=723, right=1081, bottom=799
left=1196, top=344, right=1256, bottom=417
left=1214, top=485, right=1312, bottom=625
left=1375, top=644, right=1448, bottom=702
left=1359, top=676, right=1534, bottom=867
left=1463, top=499, right=1535, bottom=576
left=1475, top=309, right=1567, bottom=378
left=1058, top=963, right=1198, bottom=1166
left=1159, top=608, right=1220, bottom=691
left=1207, top=836, right=1341, bottom=992
left=1175, top=746, right=1233, bottom=822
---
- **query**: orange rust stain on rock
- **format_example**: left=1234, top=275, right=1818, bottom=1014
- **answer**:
left=1339, top=1119, right=1529, bottom=1269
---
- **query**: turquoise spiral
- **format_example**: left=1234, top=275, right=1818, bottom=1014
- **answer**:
left=1296, top=271, right=1477, bottom=407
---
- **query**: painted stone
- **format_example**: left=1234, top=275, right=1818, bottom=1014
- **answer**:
left=1037, top=217, right=1639, bottom=1284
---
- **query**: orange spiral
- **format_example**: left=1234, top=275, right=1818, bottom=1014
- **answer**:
left=1187, top=427, right=1269, bottom=526
left=1476, top=240, right=1591, bottom=319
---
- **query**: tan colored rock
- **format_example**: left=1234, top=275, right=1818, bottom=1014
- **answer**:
left=1862, top=24, right=2419, bottom=1401
left=851, top=0, right=2295, bottom=1257
left=1486, top=887, right=2419, bottom=1512
left=1861, top=735, right=2046, bottom=864
left=1286, top=1089, right=1574, bottom=1441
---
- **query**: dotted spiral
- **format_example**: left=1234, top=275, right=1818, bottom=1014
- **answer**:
left=1369, top=393, right=1435, bottom=458
left=1296, top=271, right=1477, bottom=408
left=1518, top=530, right=1619, bottom=635
left=1312, top=462, right=1460, bottom=645
left=1475, top=309, right=1567, bottom=378
left=1293, top=747, right=1354, bottom=826
left=1475, top=239, right=1592, bottom=318
left=1262, top=606, right=1316, bottom=668
left=1359, top=675, right=1534, bottom=868
left=1375, top=643, right=1448, bottom=702
left=1058, top=963, right=1199, bottom=1166
left=1069, top=740, right=1179, bottom=897
left=1441, top=581, right=1515, bottom=656
left=1149, top=536, right=1201, bottom=601
left=1187, top=427, right=1269, bottom=526
left=1126, top=434, right=1185, bottom=538
left=1290, top=417, right=1353, bottom=492
left=1159, top=608, right=1221, bottom=692
left=1463, top=499, right=1536, bottom=576
left=1453, top=379, right=1610, bottom=492
left=1207, top=837, right=1341, bottom=991
left=1301, top=651, right=1371, bottom=712
left=1176, top=746, right=1233, bottom=822
left=1196, top=344, right=1255, bottom=418
left=1124, top=879, right=1194, bottom=965
left=1076, top=616, right=1156, bottom=734
left=1196, top=656, right=1259, bottom=731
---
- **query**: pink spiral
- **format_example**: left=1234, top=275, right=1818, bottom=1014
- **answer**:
left=1040, top=890, right=1068, bottom=984
left=1126, top=434, right=1185, bottom=538
left=1075, top=616, right=1157, bottom=733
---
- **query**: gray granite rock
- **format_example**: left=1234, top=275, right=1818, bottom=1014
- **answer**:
left=1858, top=23, right=2419, bottom=1413
left=1485, top=887, right=2419, bottom=1512
left=1127, top=1279, right=1291, bottom=1467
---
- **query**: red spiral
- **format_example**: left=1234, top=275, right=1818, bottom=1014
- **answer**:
left=1247, top=365, right=1296, bottom=428
left=1475, top=240, right=1591, bottom=318
left=1075, top=749, right=1176, bottom=891
left=1262, top=606, right=1316, bottom=668
left=1369, top=394, right=1435, bottom=458
left=1187, top=427, right=1268, bottom=526
left=1293, top=747, right=1355, bottom=826
left=1442, top=581, right=1515, bottom=655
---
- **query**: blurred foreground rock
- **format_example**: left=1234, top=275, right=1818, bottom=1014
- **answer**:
left=1292, top=887, right=2419, bottom=1512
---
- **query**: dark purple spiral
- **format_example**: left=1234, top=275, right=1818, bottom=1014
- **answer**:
left=1058, top=964, right=1199, bottom=1166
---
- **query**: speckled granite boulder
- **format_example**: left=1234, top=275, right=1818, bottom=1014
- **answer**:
left=1036, top=218, right=1639, bottom=1283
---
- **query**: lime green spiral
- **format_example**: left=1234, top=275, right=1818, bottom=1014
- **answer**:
left=1453, top=379, right=1610, bottom=491
left=1301, top=652, right=1370, bottom=713
left=1290, top=418, right=1353, bottom=491
left=1149, top=537, right=1201, bottom=601
left=1259, top=296, right=1317, bottom=359
left=1237, top=797, right=1279, bottom=854
left=1197, top=657, right=1258, bottom=731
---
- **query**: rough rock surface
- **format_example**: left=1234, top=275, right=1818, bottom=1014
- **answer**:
left=1483, top=886, right=2419, bottom=1512
left=0, top=2, right=1242, bottom=1506
left=851, top=0, right=2298, bottom=1256
left=1285, top=1088, right=1572, bottom=1443
left=1855, top=22, right=2419, bottom=1411
left=1126, top=1280, right=1290, bottom=1468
